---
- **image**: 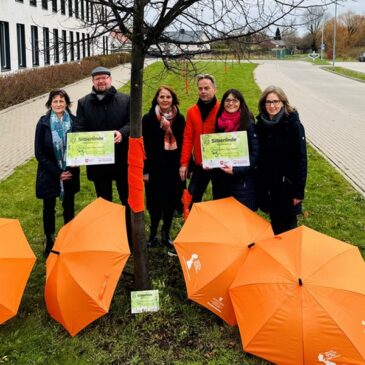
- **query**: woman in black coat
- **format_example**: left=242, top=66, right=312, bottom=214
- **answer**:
left=256, top=85, right=307, bottom=235
left=214, top=89, right=259, bottom=211
left=142, top=86, right=185, bottom=247
left=35, top=89, right=80, bottom=257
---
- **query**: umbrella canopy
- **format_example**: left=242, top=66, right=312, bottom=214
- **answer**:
left=229, top=225, right=365, bottom=365
left=45, top=198, right=130, bottom=336
left=174, top=197, right=273, bottom=326
left=0, top=218, right=36, bottom=324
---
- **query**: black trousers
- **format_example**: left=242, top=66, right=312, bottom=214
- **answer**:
left=270, top=212, right=298, bottom=235
left=43, top=193, right=75, bottom=235
left=188, top=165, right=217, bottom=203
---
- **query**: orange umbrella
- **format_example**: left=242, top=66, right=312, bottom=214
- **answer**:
left=173, top=197, right=273, bottom=326
left=45, top=198, right=130, bottom=336
left=229, top=225, right=365, bottom=365
left=0, top=218, right=36, bottom=324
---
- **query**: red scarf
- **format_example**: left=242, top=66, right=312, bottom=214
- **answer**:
left=217, top=110, right=241, bottom=132
left=155, top=105, right=177, bottom=150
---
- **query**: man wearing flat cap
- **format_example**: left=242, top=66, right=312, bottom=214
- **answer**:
left=75, top=66, right=130, bottom=208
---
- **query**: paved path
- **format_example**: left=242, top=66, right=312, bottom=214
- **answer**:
left=335, top=61, right=365, bottom=73
left=254, top=60, right=365, bottom=196
left=0, top=61, right=156, bottom=181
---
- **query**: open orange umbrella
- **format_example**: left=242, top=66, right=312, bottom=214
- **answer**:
left=229, top=225, right=365, bottom=365
left=45, top=198, right=130, bottom=336
left=173, top=197, right=273, bottom=326
left=0, top=218, right=36, bottom=324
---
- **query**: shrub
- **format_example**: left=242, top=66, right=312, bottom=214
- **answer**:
left=0, top=53, right=131, bottom=110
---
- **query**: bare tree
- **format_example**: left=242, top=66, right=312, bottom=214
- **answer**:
left=302, top=6, right=326, bottom=51
left=83, top=0, right=336, bottom=289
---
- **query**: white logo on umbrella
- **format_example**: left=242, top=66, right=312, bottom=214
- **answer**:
left=186, top=254, right=201, bottom=273
left=318, top=351, right=339, bottom=365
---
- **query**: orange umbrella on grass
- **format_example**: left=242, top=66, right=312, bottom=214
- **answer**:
left=173, top=197, right=273, bottom=326
left=229, top=225, right=365, bottom=365
left=0, top=218, right=36, bottom=324
left=45, top=198, right=130, bottom=336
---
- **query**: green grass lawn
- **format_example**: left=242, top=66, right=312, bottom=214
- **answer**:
left=0, top=61, right=364, bottom=365
left=321, top=66, right=365, bottom=82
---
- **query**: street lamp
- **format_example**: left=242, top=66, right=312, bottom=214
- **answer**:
left=332, top=0, right=337, bottom=69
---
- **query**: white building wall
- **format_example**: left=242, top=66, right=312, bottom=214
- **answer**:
left=1, top=0, right=108, bottom=73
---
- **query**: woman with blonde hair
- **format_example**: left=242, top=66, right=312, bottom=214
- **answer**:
left=256, top=85, right=307, bottom=234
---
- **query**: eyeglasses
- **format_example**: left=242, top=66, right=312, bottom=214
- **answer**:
left=265, top=99, right=281, bottom=106
left=93, top=75, right=110, bottom=82
left=224, top=98, right=240, bottom=104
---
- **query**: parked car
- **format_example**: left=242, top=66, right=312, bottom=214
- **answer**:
left=359, top=52, right=365, bottom=62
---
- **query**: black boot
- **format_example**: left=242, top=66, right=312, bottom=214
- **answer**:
left=147, top=226, right=159, bottom=247
left=44, top=233, right=55, bottom=258
left=161, top=227, right=172, bottom=247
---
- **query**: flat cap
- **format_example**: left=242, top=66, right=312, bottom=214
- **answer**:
left=91, top=66, right=111, bottom=77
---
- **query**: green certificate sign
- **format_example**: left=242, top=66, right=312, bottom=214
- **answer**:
left=66, top=131, right=115, bottom=166
left=200, top=131, right=249, bottom=168
left=131, top=290, right=159, bottom=314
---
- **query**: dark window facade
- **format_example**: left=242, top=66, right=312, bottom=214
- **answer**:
left=52, top=0, right=57, bottom=12
left=86, top=0, right=89, bottom=22
left=80, top=0, right=84, bottom=20
left=76, top=32, right=80, bottom=60
left=62, top=30, right=67, bottom=62
left=75, top=0, right=79, bottom=18
left=43, top=27, right=50, bottom=65
left=87, top=34, right=91, bottom=57
left=53, top=29, right=59, bottom=64
left=82, top=33, right=86, bottom=58
left=69, top=31, right=74, bottom=61
left=42, top=0, right=48, bottom=10
left=30, top=0, right=36, bottom=5
left=31, top=25, right=39, bottom=66
left=0, top=21, right=11, bottom=71
left=61, top=0, right=66, bottom=14
left=17, top=23, right=26, bottom=68
left=68, top=0, right=73, bottom=17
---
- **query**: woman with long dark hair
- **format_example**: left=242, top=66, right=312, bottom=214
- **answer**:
left=142, top=86, right=185, bottom=248
left=35, top=89, right=80, bottom=257
left=214, top=89, right=259, bottom=210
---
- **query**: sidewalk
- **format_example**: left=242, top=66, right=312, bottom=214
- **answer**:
left=0, top=61, right=151, bottom=181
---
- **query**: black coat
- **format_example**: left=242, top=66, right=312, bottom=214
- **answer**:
left=256, top=110, right=307, bottom=216
left=214, top=121, right=259, bottom=211
left=142, top=107, right=185, bottom=210
left=75, top=86, right=130, bottom=180
left=35, top=112, right=80, bottom=199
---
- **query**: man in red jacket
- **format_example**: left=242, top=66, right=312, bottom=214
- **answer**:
left=179, top=74, right=220, bottom=207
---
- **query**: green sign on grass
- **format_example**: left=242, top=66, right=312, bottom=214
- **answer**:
left=131, top=290, right=159, bottom=314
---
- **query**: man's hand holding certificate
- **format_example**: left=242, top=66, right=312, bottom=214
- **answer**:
left=66, top=131, right=115, bottom=166
left=200, top=131, right=250, bottom=169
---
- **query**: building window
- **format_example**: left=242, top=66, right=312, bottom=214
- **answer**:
left=69, top=31, right=74, bottom=61
left=68, top=0, right=73, bottom=17
left=53, top=29, right=59, bottom=64
left=75, top=0, right=79, bottom=18
left=76, top=32, right=80, bottom=60
left=17, top=23, right=26, bottom=68
left=42, top=0, right=48, bottom=10
left=80, top=0, right=84, bottom=20
left=0, top=21, right=11, bottom=71
left=30, top=0, right=36, bottom=6
left=90, top=2, right=94, bottom=23
left=62, top=30, right=67, bottom=62
left=43, top=27, right=50, bottom=65
left=103, top=36, right=109, bottom=55
left=87, top=34, right=91, bottom=57
left=61, top=0, right=65, bottom=14
left=85, top=0, right=89, bottom=22
left=31, top=25, right=39, bottom=66
left=52, top=0, right=57, bottom=12
left=82, top=33, right=86, bottom=58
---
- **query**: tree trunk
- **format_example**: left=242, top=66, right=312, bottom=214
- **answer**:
left=129, top=0, right=150, bottom=290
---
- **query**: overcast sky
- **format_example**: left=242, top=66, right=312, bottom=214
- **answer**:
left=331, top=0, right=365, bottom=15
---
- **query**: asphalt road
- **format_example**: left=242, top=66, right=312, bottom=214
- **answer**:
left=254, top=60, right=365, bottom=196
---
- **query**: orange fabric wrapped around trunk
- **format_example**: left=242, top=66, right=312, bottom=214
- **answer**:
left=128, top=137, right=146, bottom=213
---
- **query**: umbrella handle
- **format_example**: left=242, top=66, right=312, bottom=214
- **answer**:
left=98, top=273, right=110, bottom=300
